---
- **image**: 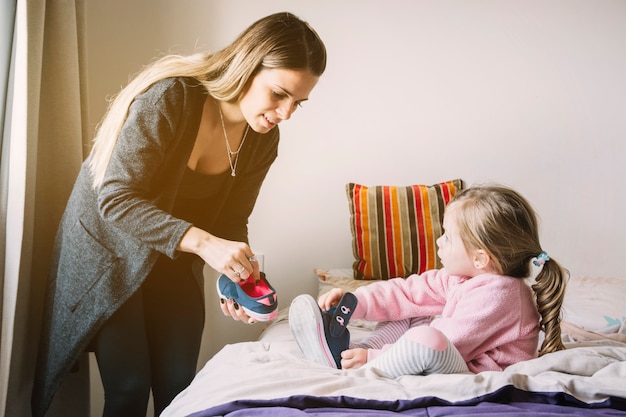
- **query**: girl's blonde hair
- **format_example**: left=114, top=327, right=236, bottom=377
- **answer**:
left=88, top=12, right=326, bottom=188
left=449, top=185, right=567, bottom=356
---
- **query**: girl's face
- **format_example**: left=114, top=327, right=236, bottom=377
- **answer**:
left=436, top=205, right=480, bottom=277
left=238, top=68, right=319, bottom=133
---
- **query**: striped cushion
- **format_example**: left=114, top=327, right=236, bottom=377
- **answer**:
left=346, top=180, right=463, bottom=280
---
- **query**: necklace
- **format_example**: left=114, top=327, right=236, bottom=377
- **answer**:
left=218, top=104, right=249, bottom=177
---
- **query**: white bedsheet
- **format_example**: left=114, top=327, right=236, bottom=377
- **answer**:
left=161, top=315, right=626, bottom=417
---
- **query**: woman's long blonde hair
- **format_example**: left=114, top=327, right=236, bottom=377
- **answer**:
left=88, top=12, right=326, bottom=188
left=449, top=185, right=568, bottom=356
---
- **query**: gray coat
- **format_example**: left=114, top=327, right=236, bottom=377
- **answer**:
left=32, top=77, right=280, bottom=416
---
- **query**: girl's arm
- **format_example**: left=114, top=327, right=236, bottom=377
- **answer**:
left=352, top=269, right=451, bottom=321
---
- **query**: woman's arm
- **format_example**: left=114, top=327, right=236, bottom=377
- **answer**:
left=96, top=79, right=203, bottom=258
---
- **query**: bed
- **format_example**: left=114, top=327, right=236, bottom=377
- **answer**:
left=161, top=181, right=626, bottom=416
left=160, top=269, right=626, bottom=417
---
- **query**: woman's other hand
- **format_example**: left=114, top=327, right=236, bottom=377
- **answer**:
left=219, top=297, right=256, bottom=324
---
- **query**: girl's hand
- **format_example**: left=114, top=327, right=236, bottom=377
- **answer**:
left=318, top=287, right=346, bottom=311
left=340, top=348, right=367, bottom=369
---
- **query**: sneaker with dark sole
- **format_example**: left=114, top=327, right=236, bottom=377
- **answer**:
left=216, top=272, right=278, bottom=321
left=289, top=292, right=358, bottom=368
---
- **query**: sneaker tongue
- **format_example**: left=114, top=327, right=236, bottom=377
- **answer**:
left=325, top=293, right=358, bottom=338
left=324, top=311, right=346, bottom=337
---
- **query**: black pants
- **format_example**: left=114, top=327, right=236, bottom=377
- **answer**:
left=91, top=256, right=204, bottom=417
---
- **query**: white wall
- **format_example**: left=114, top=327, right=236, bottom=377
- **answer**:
left=84, top=0, right=626, bottom=414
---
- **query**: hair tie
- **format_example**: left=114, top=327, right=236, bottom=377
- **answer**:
left=533, top=251, right=550, bottom=267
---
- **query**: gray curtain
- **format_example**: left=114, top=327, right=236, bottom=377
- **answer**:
left=1, top=0, right=90, bottom=416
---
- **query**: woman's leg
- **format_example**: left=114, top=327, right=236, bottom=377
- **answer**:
left=142, top=261, right=204, bottom=416
left=92, top=289, right=151, bottom=417
left=364, top=326, right=469, bottom=378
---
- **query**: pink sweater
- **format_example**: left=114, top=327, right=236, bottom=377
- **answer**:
left=353, top=269, right=540, bottom=372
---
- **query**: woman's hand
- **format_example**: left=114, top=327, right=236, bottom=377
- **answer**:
left=219, top=297, right=257, bottom=324
left=318, top=287, right=346, bottom=311
left=178, top=226, right=260, bottom=323
left=178, top=226, right=260, bottom=283
left=340, top=348, right=367, bottom=369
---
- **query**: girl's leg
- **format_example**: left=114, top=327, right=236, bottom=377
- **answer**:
left=91, top=289, right=151, bottom=417
left=352, top=319, right=411, bottom=350
left=142, top=260, right=204, bottom=416
left=352, top=316, right=434, bottom=350
left=364, top=326, right=469, bottom=378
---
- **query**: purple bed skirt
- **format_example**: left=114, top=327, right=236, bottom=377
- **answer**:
left=188, top=385, right=626, bottom=417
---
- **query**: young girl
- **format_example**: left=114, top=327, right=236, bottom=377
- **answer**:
left=33, top=12, right=326, bottom=417
left=290, top=185, right=567, bottom=378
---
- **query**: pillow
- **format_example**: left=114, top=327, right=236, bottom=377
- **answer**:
left=346, top=179, right=463, bottom=280
left=562, top=276, right=626, bottom=331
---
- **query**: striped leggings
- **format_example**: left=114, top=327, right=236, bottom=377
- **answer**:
left=353, top=318, right=469, bottom=378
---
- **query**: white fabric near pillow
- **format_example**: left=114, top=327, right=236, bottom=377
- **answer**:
left=562, top=276, right=626, bottom=331
left=315, top=268, right=381, bottom=295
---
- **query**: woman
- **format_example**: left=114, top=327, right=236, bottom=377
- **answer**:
left=32, top=12, right=326, bottom=417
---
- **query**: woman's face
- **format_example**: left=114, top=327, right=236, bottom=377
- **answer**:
left=238, top=68, right=319, bottom=133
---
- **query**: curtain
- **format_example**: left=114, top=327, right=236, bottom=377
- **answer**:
left=1, top=0, right=90, bottom=416
left=0, top=0, right=17, bottom=342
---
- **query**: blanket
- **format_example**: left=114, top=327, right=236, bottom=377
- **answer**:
left=161, top=335, right=626, bottom=417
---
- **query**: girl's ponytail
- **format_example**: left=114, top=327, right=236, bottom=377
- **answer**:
left=531, top=255, right=568, bottom=355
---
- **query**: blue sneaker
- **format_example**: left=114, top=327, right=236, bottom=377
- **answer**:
left=216, top=272, right=278, bottom=321
left=289, top=292, right=357, bottom=368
